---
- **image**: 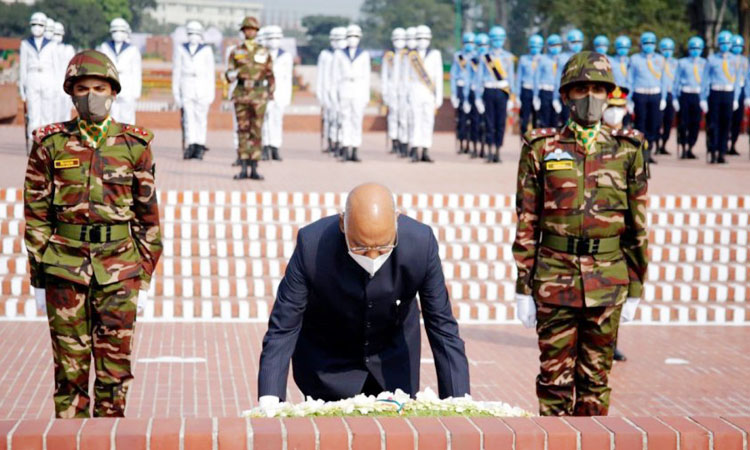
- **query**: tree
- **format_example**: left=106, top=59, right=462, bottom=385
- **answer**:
left=129, top=0, right=156, bottom=31
left=300, top=15, right=350, bottom=63
left=37, top=0, right=109, bottom=49
left=0, top=3, right=33, bottom=38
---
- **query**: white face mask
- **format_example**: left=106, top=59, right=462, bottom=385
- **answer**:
left=53, top=34, right=63, bottom=43
left=112, top=31, right=127, bottom=43
left=348, top=250, right=393, bottom=277
left=417, top=38, right=430, bottom=50
left=31, top=24, right=45, bottom=38
left=44, top=29, right=54, bottom=40
left=393, top=39, right=405, bottom=50
left=602, top=106, right=627, bottom=128
left=187, top=33, right=201, bottom=46
left=407, top=39, right=417, bottom=50
left=267, top=37, right=280, bottom=50
left=347, top=36, right=360, bottom=48
left=336, top=39, right=347, bottom=50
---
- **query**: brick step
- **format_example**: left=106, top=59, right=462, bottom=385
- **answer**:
left=3, top=294, right=748, bottom=324
left=2, top=187, right=748, bottom=210
left=4, top=274, right=748, bottom=303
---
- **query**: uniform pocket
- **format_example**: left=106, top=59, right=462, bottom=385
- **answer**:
left=591, top=251, right=630, bottom=286
left=53, top=165, right=86, bottom=206
left=543, top=170, right=580, bottom=210
left=102, top=168, right=134, bottom=207
left=532, top=246, right=579, bottom=302
left=594, top=175, right=628, bottom=210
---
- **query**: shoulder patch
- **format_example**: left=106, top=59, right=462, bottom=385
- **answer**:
left=611, top=128, right=644, bottom=146
left=122, top=124, right=154, bottom=144
left=31, top=122, right=67, bottom=143
left=523, top=127, right=558, bottom=145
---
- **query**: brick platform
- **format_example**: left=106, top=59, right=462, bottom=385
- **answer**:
left=2, top=415, right=749, bottom=449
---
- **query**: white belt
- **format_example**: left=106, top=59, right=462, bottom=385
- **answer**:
left=538, top=84, right=554, bottom=91
left=711, top=84, right=734, bottom=92
left=484, top=80, right=509, bottom=89
left=522, top=83, right=534, bottom=90
left=456, top=80, right=466, bottom=87
left=27, top=67, right=44, bottom=73
left=681, top=86, right=701, bottom=94
left=634, top=87, right=661, bottom=95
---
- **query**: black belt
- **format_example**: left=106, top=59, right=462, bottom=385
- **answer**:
left=56, top=223, right=130, bottom=243
left=238, top=79, right=267, bottom=88
left=541, top=234, right=620, bottom=255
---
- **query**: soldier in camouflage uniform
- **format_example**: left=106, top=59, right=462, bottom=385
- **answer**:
left=226, top=16, right=275, bottom=180
left=512, top=52, right=648, bottom=416
left=24, top=50, right=162, bottom=418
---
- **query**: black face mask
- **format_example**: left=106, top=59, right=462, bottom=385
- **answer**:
left=72, top=92, right=114, bottom=123
left=568, top=94, right=607, bottom=126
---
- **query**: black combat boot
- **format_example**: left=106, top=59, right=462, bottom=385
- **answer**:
left=233, top=160, right=249, bottom=179
left=261, top=146, right=270, bottom=161
left=232, top=158, right=241, bottom=166
left=250, top=160, right=264, bottom=179
left=613, top=348, right=627, bottom=362
left=194, top=144, right=207, bottom=160
left=271, top=147, right=282, bottom=161
left=421, top=148, right=434, bottom=163
left=349, top=147, right=361, bottom=162
left=183, top=144, right=195, bottom=160
left=340, top=147, right=350, bottom=161
left=409, top=147, right=419, bottom=162
left=399, top=142, right=408, bottom=157
left=391, top=139, right=399, bottom=153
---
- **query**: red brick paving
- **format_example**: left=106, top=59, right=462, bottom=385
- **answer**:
left=0, top=322, right=748, bottom=421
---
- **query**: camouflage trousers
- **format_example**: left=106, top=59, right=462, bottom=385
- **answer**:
left=535, top=302, right=622, bottom=416
left=45, top=276, right=139, bottom=418
left=234, top=100, right=267, bottom=161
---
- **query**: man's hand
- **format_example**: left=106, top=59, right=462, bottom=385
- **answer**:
left=733, top=100, right=740, bottom=111
left=533, top=96, right=541, bottom=111
left=515, top=294, right=536, bottom=328
left=450, top=95, right=460, bottom=109
left=475, top=98, right=486, bottom=114
left=506, top=99, right=514, bottom=112
left=35, top=288, right=46, bottom=313
left=626, top=101, right=635, bottom=115
left=620, top=297, right=640, bottom=323
left=552, top=99, right=562, bottom=114
left=659, top=99, right=667, bottom=111
left=462, top=101, right=471, bottom=114
left=672, top=99, right=680, bottom=112
left=699, top=100, right=708, bottom=114
left=137, top=290, right=148, bottom=314
left=258, top=395, right=281, bottom=417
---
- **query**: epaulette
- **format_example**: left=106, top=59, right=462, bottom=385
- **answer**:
left=523, top=127, right=558, bottom=145
left=611, top=128, right=644, bottom=146
left=122, top=124, right=154, bottom=144
left=31, top=122, right=67, bottom=143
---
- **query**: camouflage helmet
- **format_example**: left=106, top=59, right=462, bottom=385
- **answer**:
left=559, top=50, right=616, bottom=93
left=240, top=16, right=260, bottom=31
left=63, top=50, right=121, bottom=95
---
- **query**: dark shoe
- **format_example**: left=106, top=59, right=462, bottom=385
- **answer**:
left=657, top=148, right=670, bottom=155
left=183, top=144, right=195, bottom=160
left=687, top=148, right=697, bottom=159
left=399, top=142, right=408, bottom=157
left=271, top=147, right=282, bottom=161
left=340, top=147, right=350, bottom=161
left=421, top=148, right=434, bottom=163
left=194, top=144, right=206, bottom=160
left=648, top=156, right=657, bottom=164
left=249, top=160, right=264, bottom=180
left=717, top=155, right=727, bottom=164
left=727, top=148, right=740, bottom=156
left=233, top=160, right=249, bottom=179
left=349, top=147, right=361, bottom=162
left=390, top=139, right=399, bottom=154
left=409, top=147, right=419, bottom=162
left=232, top=158, right=241, bottom=166
left=261, top=146, right=270, bottom=161
left=709, top=152, right=717, bottom=164
left=613, top=348, right=627, bottom=362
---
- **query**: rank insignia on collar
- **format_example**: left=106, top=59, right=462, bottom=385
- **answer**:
left=54, top=159, right=80, bottom=169
left=544, top=148, right=574, bottom=161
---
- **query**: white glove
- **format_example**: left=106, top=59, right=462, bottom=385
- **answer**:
left=659, top=99, right=667, bottom=111
left=506, top=99, right=514, bottom=112
left=258, top=395, right=281, bottom=417
left=226, top=69, right=239, bottom=82
left=533, top=96, right=541, bottom=111
left=620, top=297, right=640, bottom=323
left=626, top=101, right=635, bottom=115
left=699, top=100, right=708, bottom=114
left=462, top=101, right=471, bottom=114
left=137, top=290, right=148, bottom=314
left=450, top=95, right=460, bottom=109
left=672, top=99, right=680, bottom=112
left=552, top=99, right=562, bottom=113
left=733, top=100, right=739, bottom=111
left=35, top=288, right=46, bottom=313
left=515, top=294, right=536, bottom=329
left=475, top=98, right=486, bottom=114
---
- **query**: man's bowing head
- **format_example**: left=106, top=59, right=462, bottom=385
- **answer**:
left=340, top=183, right=399, bottom=275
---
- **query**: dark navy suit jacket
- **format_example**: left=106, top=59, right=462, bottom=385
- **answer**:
left=257, top=214, right=471, bottom=401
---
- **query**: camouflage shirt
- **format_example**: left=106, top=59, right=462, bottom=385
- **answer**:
left=512, top=124, right=649, bottom=307
left=226, top=39, right=275, bottom=103
left=24, top=119, right=163, bottom=290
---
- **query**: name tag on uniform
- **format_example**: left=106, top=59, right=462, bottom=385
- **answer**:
left=54, top=159, right=80, bottom=169
left=546, top=161, right=574, bottom=171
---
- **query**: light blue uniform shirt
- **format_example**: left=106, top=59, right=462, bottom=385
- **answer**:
left=610, top=55, right=630, bottom=91
left=627, top=53, right=666, bottom=100
left=672, top=56, right=706, bottom=100
left=700, top=52, right=742, bottom=102
left=660, top=57, right=678, bottom=101
left=472, top=48, right=516, bottom=98
left=462, top=55, right=483, bottom=100
left=515, top=53, right=541, bottom=95
left=450, top=51, right=474, bottom=98
left=533, top=53, right=561, bottom=98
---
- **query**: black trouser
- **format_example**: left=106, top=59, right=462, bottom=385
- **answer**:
left=633, top=92, right=662, bottom=147
left=708, top=90, right=733, bottom=156
left=456, top=87, right=468, bottom=141
left=483, top=88, right=509, bottom=147
left=730, top=89, right=745, bottom=148
left=468, top=91, right=481, bottom=143
left=660, top=93, right=675, bottom=148
left=678, top=93, right=701, bottom=148
left=519, top=87, right=536, bottom=133
left=537, top=90, right=555, bottom=128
